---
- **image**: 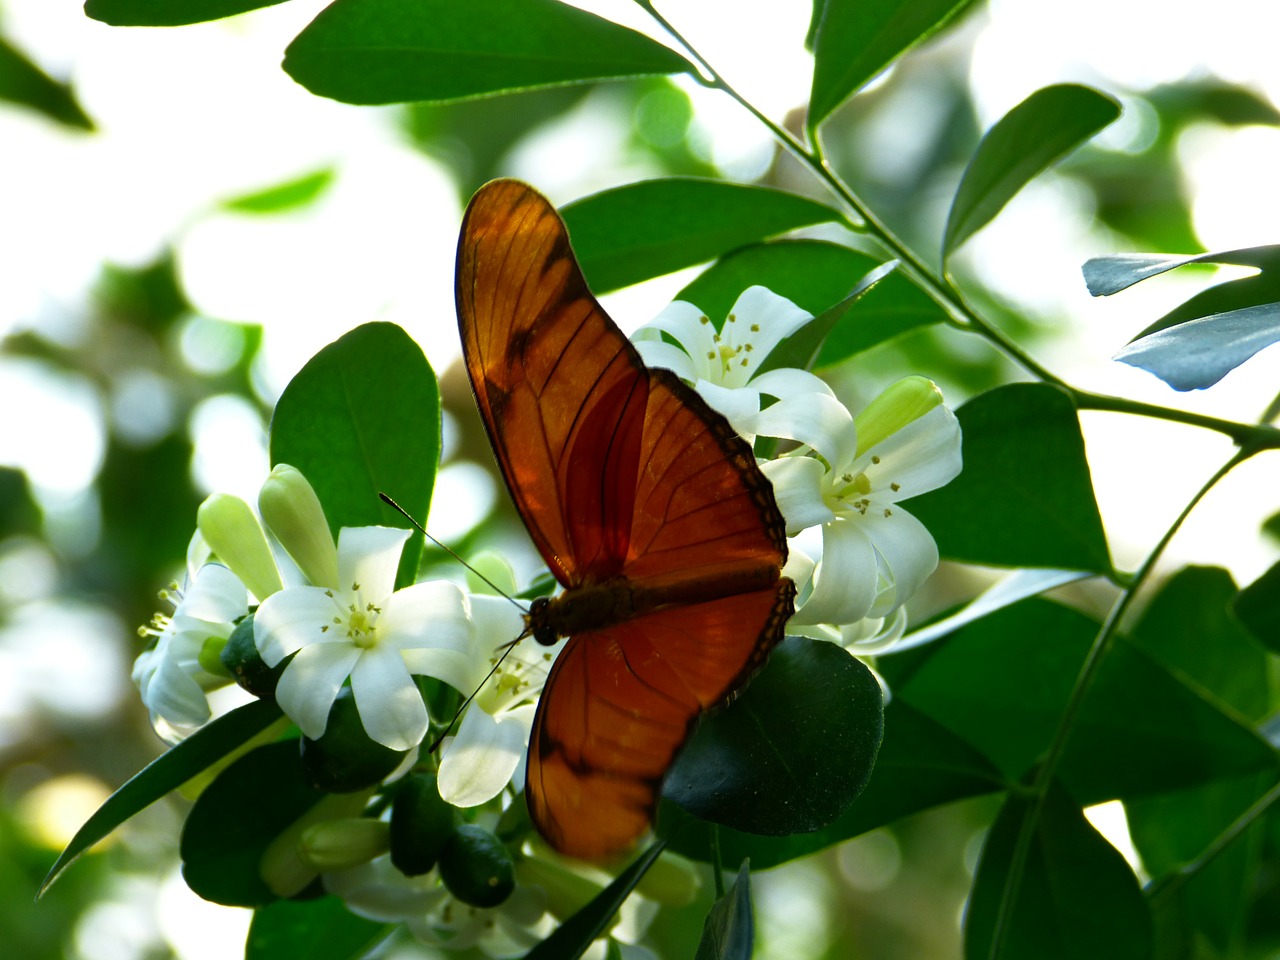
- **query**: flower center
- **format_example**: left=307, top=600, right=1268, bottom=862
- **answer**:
left=322, top=584, right=382, bottom=648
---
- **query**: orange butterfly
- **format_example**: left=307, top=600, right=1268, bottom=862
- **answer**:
left=455, top=179, right=795, bottom=859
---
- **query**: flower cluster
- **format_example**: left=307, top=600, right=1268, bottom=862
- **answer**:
left=634, top=286, right=963, bottom=651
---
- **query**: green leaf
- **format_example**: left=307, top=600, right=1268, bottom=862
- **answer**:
left=270, top=322, right=439, bottom=581
left=40, top=699, right=283, bottom=897
left=694, top=862, right=754, bottom=960
left=284, top=0, right=691, bottom=106
left=662, top=637, right=883, bottom=836
left=1082, top=244, right=1280, bottom=297
left=1113, top=300, right=1280, bottom=390
left=247, top=897, right=394, bottom=960
left=670, top=240, right=943, bottom=365
left=964, top=783, right=1152, bottom=960
left=906, top=383, right=1112, bottom=573
left=0, top=35, right=93, bottom=130
left=561, top=180, right=841, bottom=294
left=809, top=0, right=976, bottom=130
left=522, top=842, right=666, bottom=960
left=1130, top=566, right=1270, bottom=721
left=943, top=85, right=1121, bottom=258
left=222, top=168, right=336, bottom=215
left=1234, top=560, right=1280, bottom=653
left=181, top=740, right=325, bottom=907
left=1133, top=251, right=1280, bottom=339
left=1130, top=773, right=1274, bottom=959
left=661, top=698, right=1003, bottom=870
left=881, top=599, right=1278, bottom=804
left=84, top=0, right=289, bottom=26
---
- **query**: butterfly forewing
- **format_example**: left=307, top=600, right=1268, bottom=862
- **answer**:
left=456, top=179, right=794, bottom=859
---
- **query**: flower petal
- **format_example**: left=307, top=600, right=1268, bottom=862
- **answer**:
left=437, top=704, right=529, bottom=806
left=336, top=526, right=411, bottom=600
left=181, top=563, right=248, bottom=624
left=748, top=367, right=835, bottom=401
left=791, top=520, right=879, bottom=626
left=254, top=586, right=342, bottom=665
left=633, top=339, right=698, bottom=382
left=859, top=404, right=962, bottom=501
left=350, top=646, right=429, bottom=751
left=727, top=286, right=813, bottom=360
left=751, top=393, right=857, bottom=466
left=142, top=651, right=212, bottom=728
left=633, top=300, right=717, bottom=380
left=275, top=642, right=361, bottom=739
left=694, top=379, right=762, bottom=430
left=761, top=456, right=836, bottom=536
left=862, top=506, right=939, bottom=617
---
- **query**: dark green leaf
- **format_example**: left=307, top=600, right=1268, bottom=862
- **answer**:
left=522, top=842, right=666, bottom=960
left=270, top=322, right=439, bottom=583
left=181, top=740, right=325, bottom=907
left=662, top=637, right=883, bottom=836
left=944, top=85, right=1120, bottom=257
left=222, top=168, right=336, bottom=215
left=809, top=0, right=976, bottom=129
left=246, top=897, right=394, bottom=960
left=964, top=783, right=1152, bottom=960
left=1131, top=773, right=1274, bottom=959
left=561, top=180, right=841, bottom=294
left=694, top=862, right=753, bottom=960
left=1131, top=566, right=1270, bottom=721
left=661, top=698, right=1003, bottom=870
left=1234, top=560, right=1280, bottom=654
left=84, top=0, right=288, bottom=26
left=284, top=0, right=690, bottom=106
left=906, top=383, right=1112, bottom=573
left=881, top=599, right=1278, bottom=804
left=670, top=240, right=942, bottom=365
left=41, top=699, right=283, bottom=897
left=0, top=36, right=93, bottom=130
left=1113, top=300, right=1280, bottom=390
left=1083, top=244, right=1280, bottom=297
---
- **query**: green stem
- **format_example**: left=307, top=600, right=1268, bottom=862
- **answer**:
left=984, top=447, right=1253, bottom=959
left=1147, top=778, right=1280, bottom=905
left=635, top=1, right=1280, bottom=448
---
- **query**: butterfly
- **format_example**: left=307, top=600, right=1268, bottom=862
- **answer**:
left=455, top=179, right=795, bottom=859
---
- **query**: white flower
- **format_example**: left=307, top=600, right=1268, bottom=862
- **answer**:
left=763, top=376, right=962, bottom=627
left=632, top=286, right=833, bottom=439
left=133, top=560, right=247, bottom=740
left=254, top=526, right=480, bottom=751
left=402, top=555, right=564, bottom=808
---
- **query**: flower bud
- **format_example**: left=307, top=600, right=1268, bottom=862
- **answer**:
left=298, top=818, right=390, bottom=871
left=260, top=790, right=373, bottom=898
left=854, top=376, right=943, bottom=456
left=259, top=464, right=339, bottom=589
left=515, top=848, right=607, bottom=921
left=197, top=494, right=282, bottom=602
left=465, top=550, right=517, bottom=598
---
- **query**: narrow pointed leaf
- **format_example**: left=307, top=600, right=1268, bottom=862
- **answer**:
left=84, top=0, right=288, bottom=26
left=1134, top=254, right=1280, bottom=339
left=694, top=862, right=754, bottom=960
left=964, top=783, right=1152, bottom=960
left=41, top=699, right=283, bottom=896
left=906, top=383, right=1112, bottom=573
left=662, top=637, right=883, bottom=836
left=944, top=85, right=1120, bottom=257
left=1083, top=244, right=1280, bottom=297
left=0, top=36, right=93, bottom=129
left=809, top=0, right=976, bottom=129
left=285, top=0, right=691, bottom=105
left=222, top=168, right=336, bottom=215
left=522, top=842, right=666, bottom=960
left=561, top=180, right=841, bottom=293
left=1114, top=301, right=1280, bottom=390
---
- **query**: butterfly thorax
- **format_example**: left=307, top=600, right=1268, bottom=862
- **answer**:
left=526, top=564, right=786, bottom=647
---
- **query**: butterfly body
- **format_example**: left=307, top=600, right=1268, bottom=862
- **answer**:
left=456, top=179, right=794, bottom=859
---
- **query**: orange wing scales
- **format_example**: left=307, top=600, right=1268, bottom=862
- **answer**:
left=456, top=179, right=795, bottom=859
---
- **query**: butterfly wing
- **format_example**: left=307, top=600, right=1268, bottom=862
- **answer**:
left=456, top=180, right=793, bottom=858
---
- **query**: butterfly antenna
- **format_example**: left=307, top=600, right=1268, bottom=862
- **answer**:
left=378, top=492, right=526, bottom=615
left=426, top=633, right=528, bottom=753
